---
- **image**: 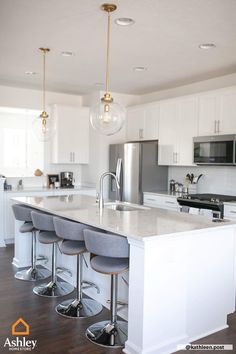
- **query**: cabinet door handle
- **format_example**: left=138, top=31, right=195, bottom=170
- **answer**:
left=139, top=128, right=144, bottom=139
left=173, top=152, right=178, bottom=163
left=214, top=120, right=217, bottom=133
left=146, top=198, right=156, bottom=201
left=229, top=211, right=236, bottom=214
left=165, top=201, right=175, bottom=205
left=70, top=152, right=72, bottom=162
left=73, top=152, right=75, bottom=162
left=217, top=120, right=220, bottom=133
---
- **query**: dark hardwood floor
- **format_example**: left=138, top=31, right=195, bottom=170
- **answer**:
left=1, top=246, right=236, bottom=354
left=0, top=246, right=122, bottom=354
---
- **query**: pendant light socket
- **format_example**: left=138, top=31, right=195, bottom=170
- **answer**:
left=101, top=3, right=117, bottom=12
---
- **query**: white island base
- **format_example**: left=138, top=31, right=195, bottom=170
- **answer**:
left=125, top=227, right=236, bottom=354
left=13, top=223, right=236, bottom=354
left=12, top=195, right=236, bottom=354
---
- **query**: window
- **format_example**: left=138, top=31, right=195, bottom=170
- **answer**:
left=0, top=107, right=44, bottom=176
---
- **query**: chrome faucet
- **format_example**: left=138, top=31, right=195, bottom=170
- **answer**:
left=99, top=172, right=120, bottom=210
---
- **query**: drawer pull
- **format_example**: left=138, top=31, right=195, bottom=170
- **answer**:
left=146, top=198, right=156, bottom=201
left=230, top=211, right=236, bottom=214
left=165, top=201, right=175, bottom=204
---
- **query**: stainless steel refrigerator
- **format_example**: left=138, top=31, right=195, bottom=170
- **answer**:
left=109, top=141, right=168, bottom=204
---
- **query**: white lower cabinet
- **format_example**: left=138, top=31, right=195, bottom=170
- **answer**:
left=224, top=204, right=236, bottom=221
left=143, top=193, right=179, bottom=211
left=51, top=104, right=89, bottom=164
left=158, top=97, right=198, bottom=166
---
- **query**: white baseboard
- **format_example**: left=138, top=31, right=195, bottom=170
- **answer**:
left=124, top=335, right=189, bottom=354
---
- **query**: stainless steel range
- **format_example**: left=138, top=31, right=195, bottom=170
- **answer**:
left=177, top=193, right=236, bottom=219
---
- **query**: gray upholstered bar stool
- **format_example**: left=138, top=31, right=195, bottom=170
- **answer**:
left=31, top=211, right=74, bottom=297
left=12, top=204, right=51, bottom=281
left=53, top=217, right=103, bottom=318
left=84, top=229, right=129, bottom=348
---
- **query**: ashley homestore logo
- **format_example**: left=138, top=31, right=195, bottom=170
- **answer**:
left=3, top=318, right=37, bottom=351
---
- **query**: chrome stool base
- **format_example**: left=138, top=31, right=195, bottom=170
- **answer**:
left=15, top=267, right=51, bottom=282
left=86, top=320, right=127, bottom=348
left=56, top=298, right=103, bottom=319
left=33, top=279, right=74, bottom=298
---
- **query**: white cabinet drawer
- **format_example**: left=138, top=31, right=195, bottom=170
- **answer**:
left=143, top=194, right=179, bottom=210
left=224, top=204, right=236, bottom=219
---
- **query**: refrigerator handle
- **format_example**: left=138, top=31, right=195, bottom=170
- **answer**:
left=116, top=158, right=122, bottom=201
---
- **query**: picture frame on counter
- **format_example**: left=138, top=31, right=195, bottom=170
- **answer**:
left=47, top=174, right=59, bottom=188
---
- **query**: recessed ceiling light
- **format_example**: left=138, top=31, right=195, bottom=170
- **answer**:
left=133, top=66, right=147, bottom=72
left=115, top=18, right=135, bottom=26
left=25, top=71, right=37, bottom=75
left=199, top=43, right=216, bottom=50
left=61, top=51, right=75, bottom=57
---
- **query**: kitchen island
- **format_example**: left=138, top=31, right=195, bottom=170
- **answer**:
left=12, top=194, right=236, bottom=354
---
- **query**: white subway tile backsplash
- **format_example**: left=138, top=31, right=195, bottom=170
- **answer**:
left=168, top=166, right=236, bottom=195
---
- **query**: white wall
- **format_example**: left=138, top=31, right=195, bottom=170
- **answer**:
left=0, top=85, right=83, bottom=187
left=139, top=73, right=236, bottom=104
left=0, top=85, right=82, bottom=109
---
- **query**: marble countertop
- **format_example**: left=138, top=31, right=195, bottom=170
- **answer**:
left=12, top=194, right=234, bottom=241
left=143, top=190, right=183, bottom=198
left=2, top=185, right=95, bottom=193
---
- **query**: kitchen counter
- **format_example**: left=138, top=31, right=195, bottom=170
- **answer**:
left=2, top=185, right=95, bottom=193
left=144, top=190, right=183, bottom=197
left=11, top=194, right=233, bottom=241
left=11, top=194, right=236, bottom=354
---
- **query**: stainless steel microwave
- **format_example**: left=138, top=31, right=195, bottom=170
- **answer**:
left=193, top=134, right=236, bottom=165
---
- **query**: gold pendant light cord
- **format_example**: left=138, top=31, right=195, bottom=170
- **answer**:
left=105, top=11, right=111, bottom=95
left=43, top=50, right=46, bottom=112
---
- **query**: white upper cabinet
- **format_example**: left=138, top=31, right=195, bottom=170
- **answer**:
left=178, top=97, right=198, bottom=165
left=219, top=89, right=236, bottom=134
left=51, top=104, right=89, bottom=164
left=158, top=97, right=198, bottom=166
left=198, top=93, right=220, bottom=135
left=126, top=103, right=159, bottom=141
left=198, top=88, right=236, bottom=136
left=158, top=100, right=178, bottom=165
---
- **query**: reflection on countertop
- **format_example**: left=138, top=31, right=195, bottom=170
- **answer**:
left=1, top=185, right=96, bottom=193
left=143, top=190, right=184, bottom=198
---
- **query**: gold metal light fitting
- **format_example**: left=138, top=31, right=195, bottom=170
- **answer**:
left=100, top=4, right=117, bottom=113
left=101, top=3, right=117, bottom=12
left=39, top=47, right=50, bottom=131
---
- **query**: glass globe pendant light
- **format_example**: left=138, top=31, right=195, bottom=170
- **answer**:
left=32, top=48, right=55, bottom=142
left=90, top=3, right=126, bottom=136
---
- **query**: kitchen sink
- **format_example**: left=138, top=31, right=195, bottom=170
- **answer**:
left=104, top=202, right=150, bottom=212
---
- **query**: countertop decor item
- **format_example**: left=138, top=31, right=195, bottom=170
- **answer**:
left=32, top=48, right=55, bottom=142
left=34, top=169, right=43, bottom=176
left=47, top=174, right=59, bottom=188
left=90, top=3, right=125, bottom=136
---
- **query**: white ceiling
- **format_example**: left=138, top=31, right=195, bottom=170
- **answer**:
left=1, top=0, right=236, bottom=95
